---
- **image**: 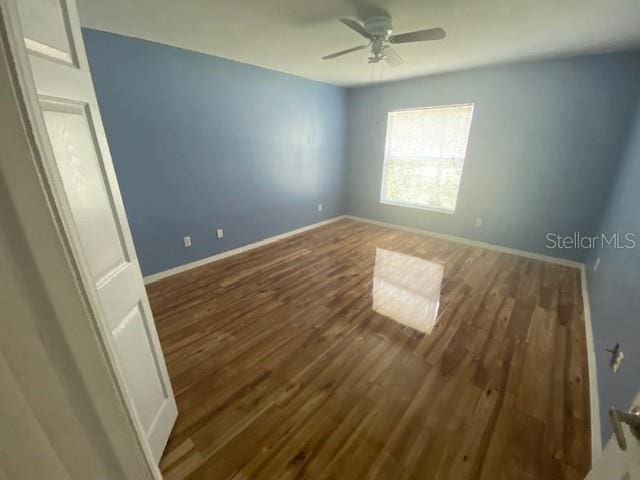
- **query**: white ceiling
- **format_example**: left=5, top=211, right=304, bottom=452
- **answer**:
left=77, top=0, right=640, bottom=87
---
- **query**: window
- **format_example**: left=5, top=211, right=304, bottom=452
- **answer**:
left=380, top=104, right=474, bottom=213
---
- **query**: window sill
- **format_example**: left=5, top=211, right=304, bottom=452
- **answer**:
left=379, top=200, right=456, bottom=215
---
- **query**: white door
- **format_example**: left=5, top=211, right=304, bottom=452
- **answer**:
left=13, top=0, right=177, bottom=462
left=588, top=391, right=640, bottom=480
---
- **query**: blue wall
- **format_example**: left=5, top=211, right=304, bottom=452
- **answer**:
left=83, top=29, right=346, bottom=276
left=586, top=101, right=640, bottom=443
left=345, top=52, right=640, bottom=261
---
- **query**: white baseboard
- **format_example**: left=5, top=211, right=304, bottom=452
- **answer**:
left=143, top=216, right=345, bottom=284
left=580, top=265, right=602, bottom=462
left=344, top=215, right=583, bottom=268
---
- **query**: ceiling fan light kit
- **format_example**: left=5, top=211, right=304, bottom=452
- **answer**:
left=322, top=15, right=446, bottom=70
left=364, top=16, right=393, bottom=38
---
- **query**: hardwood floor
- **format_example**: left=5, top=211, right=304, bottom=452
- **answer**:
left=148, top=218, right=591, bottom=480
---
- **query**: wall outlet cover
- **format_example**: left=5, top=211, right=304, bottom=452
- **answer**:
left=183, top=236, right=191, bottom=247
left=216, top=228, right=224, bottom=239
left=475, top=218, right=483, bottom=227
left=318, top=204, right=323, bottom=212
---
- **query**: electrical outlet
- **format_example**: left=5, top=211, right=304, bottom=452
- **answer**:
left=216, top=228, right=224, bottom=239
left=183, top=236, right=191, bottom=248
left=593, top=257, right=601, bottom=272
left=318, top=204, right=323, bottom=212
left=475, top=218, right=483, bottom=227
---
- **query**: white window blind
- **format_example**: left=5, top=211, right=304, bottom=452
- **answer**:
left=380, top=104, right=474, bottom=213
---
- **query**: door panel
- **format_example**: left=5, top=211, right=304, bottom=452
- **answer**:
left=41, top=100, right=128, bottom=281
left=15, top=0, right=177, bottom=463
left=112, top=304, right=167, bottom=432
left=98, top=264, right=148, bottom=330
left=16, top=0, right=76, bottom=64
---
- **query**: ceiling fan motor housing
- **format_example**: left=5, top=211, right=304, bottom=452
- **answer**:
left=364, top=16, right=393, bottom=38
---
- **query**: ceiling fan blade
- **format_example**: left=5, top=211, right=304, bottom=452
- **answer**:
left=322, top=44, right=368, bottom=60
left=383, top=46, right=404, bottom=68
left=340, top=18, right=372, bottom=39
left=389, top=27, right=446, bottom=44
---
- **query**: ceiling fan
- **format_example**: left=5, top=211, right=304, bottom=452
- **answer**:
left=322, top=16, right=446, bottom=67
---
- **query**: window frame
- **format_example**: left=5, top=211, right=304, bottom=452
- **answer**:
left=379, top=103, right=474, bottom=215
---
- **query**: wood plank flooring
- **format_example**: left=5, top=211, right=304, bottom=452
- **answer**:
left=148, top=218, right=591, bottom=480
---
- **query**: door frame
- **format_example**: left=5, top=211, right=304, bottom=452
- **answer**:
left=0, top=0, right=162, bottom=477
left=581, top=267, right=603, bottom=461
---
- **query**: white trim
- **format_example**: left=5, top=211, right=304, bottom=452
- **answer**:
left=386, top=102, right=477, bottom=113
left=143, top=216, right=345, bottom=284
left=344, top=215, right=583, bottom=268
left=379, top=199, right=455, bottom=215
left=580, top=264, right=602, bottom=462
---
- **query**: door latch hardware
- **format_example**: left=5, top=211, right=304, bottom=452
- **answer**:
left=609, top=406, right=640, bottom=451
